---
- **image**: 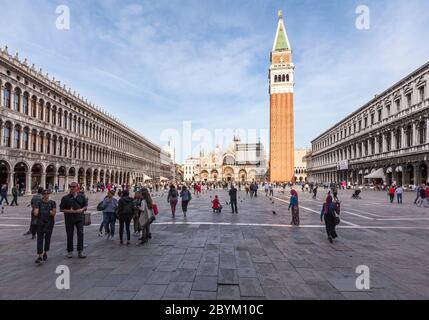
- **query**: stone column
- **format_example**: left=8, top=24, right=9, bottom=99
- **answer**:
left=0, top=85, right=4, bottom=107
left=8, top=172, right=14, bottom=195
left=392, top=133, right=397, bottom=151
left=18, top=128, right=23, bottom=149
left=414, top=164, right=420, bottom=186
left=413, top=122, right=418, bottom=146
left=375, top=136, right=380, bottom=154
left=25, top=171, right=32, bottom=195
left=41, top=173, right=47, bottom=190
left=426, top=118, right=429, bottom=145
left=401, top=127, right=407, bottom=148
left=381, top=133, right=386, bottom=153
left=9, top=87, right=14, bottom=110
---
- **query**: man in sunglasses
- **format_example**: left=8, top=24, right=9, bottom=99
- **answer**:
left=60, top=182, right=88, bottom=259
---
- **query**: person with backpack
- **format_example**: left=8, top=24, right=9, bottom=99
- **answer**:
left=98, top=190, right=118, bottom=240
left=180, top=186, right=192, bottom=217
left=167, top=185, right=179, bottom=218
left=33, top=190, right=56, bottom=264
left=117, top=190, right=134, bottom=245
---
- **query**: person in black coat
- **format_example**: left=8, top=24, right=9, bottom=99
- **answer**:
left=33, top=190, right=57, bottom=263
left=229, top=185, right=238, bottom=214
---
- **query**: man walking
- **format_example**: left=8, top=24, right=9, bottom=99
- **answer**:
left=229, top=184, right=238, bottom=214
left=11, top=184, right=19, bottom=206
left=60, top=182, right=88, bottom=259
left=0, top=185, right=9, bottom=206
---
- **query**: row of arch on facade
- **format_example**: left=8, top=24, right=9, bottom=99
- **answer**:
left=198, top=167, right=259, bottom=182
left=1, top=80, right=150, bottom=156
left=312, top=162, right=429, bottom=186
left=0, top=160, right=147, bottom=194
left=0, top=119, right=149, bottom=169
left=274, top=74, right=290, bottom=83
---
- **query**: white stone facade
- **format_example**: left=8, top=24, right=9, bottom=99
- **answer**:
left=0, top=46, right=172, bottom=194
left=194, top=138, right=268, bottom=183
left=306, top=62, right=429, bottom=186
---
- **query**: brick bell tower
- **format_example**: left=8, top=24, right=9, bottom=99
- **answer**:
left=269, top=10, right=295, bottom=182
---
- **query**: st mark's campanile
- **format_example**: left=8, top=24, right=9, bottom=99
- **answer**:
left=269, top=10, right=295, bottom=182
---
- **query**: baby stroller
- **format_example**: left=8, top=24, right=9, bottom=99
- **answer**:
left=351, top=190, right=361, bottom=199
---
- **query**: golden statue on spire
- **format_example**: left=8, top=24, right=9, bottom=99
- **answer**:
left=278, top=9, right=283, bottom=19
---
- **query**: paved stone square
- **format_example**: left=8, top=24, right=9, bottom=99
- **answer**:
left=0, top=187, right=429, bottom=300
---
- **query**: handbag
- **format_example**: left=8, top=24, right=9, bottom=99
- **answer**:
left=152, top=203, right=159, bottom=216
left=335, top=214, right=340, bottom=226
left=84, top=212, right=92, bottom=226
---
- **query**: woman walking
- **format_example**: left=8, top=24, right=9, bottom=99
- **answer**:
left=180, top=186, right=192, bottom=217
left=33, top=190, right=57, bottom=263
left=167, top=185, right=179, bottom=218
left=288, top=189, right=300, bottom=226
left=138, top=188, right=155, bottom=245
left=117, top=190, right=134, bottom=245
left=133, top=192, right=143, bottom=235
left=100, top=190, right=118, bottom=240
left=320, top=192, right=338, bottom=243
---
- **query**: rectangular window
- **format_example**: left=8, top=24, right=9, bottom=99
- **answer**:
left=358, top=121, right=362, bottom=131
left=371, top=114, right=374, bottom=125
left=406, top=93, right=412, bottom=107
left=419, top=86, right=425, bottom=102
left=378, top=110, right=382, bottom=122
left=396, top=99, right=401, bottom=112
left=364, top=118, right=368, bottom=128
left=386, top=105, right=391, bottom=117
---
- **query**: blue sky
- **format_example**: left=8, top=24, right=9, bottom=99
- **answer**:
left=1, top=0, right=429, bottom=162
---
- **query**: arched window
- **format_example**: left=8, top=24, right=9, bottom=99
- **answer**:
left=38, top=100, right=44, bottom=121
left=14, top=125, right=21, bottom=149
left=274, top=75, right=278, bottom=83
left=3, top=122, right=11, bottom=147
left=406, top=125, right=413, bottom=147
left=52, top=136, right=57, bottom=155
left=23, top=128, right=29, bottom=150
left=419, top=121, right=427, bottom=145
left=46, top=104, right=51, bottom=123
left=13, top=89, right=20, bottom=111
left=58, top=109, right=63, bottom=127
left=31, top=97, right=37, bottom=117
left=22, top=93, right=29, bottom=115
left=286, top=74, right=290, bottom=82
left=32, top=130, right=37, bottom=152
left=39, top=132, right=44, bottom=153
left=52, top=106, right=57, bottom=125
left=282, top=75, right=285, bottom=82
left=46, top=134, right=51, bottom=154
left=63, top=112, right=68, bottom=129
left=396, top=129, right=402, bottom=149
left=3, top=84, right=11, bottom=108
left=223, top=155, right=235, bottom=165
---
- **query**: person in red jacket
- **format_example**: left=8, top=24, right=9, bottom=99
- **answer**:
left=212, top=195, right=222, bottom=213
left=388, top=186, right=395, bottom=203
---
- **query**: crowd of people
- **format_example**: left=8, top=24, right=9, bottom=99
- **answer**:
left=3, top=177, right=426, bottom=263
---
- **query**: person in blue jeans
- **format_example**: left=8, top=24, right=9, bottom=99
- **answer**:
left=0, top=185, right=9, bottom=206
left=395, top=185, right=404, bottom=204
left=100, top=190, right=118, bottom=240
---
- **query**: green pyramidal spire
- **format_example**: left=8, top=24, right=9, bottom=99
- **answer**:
left=274, top=10, right=290, bottom=51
